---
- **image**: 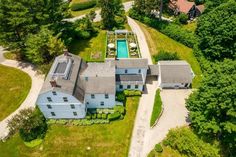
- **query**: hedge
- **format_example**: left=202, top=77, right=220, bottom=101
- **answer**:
left=114, top=105, right=125, bottom=115
left=108, top=112, right=121, bottom=121
left=70, top=0, right=97, bottom=11
left=116, top=92, right=126, bottom=102
left=124, top=90, right=142, bottom=97
left=154, top=143, right=163, bottom=153
left=129, top=9, right=198, bottom=48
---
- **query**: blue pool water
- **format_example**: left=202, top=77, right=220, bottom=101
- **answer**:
left=117, top=40, right=129, bottom=58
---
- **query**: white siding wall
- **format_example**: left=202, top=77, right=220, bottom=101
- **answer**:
left=37, top=91, right=86, bottom=119
left=85, top=94, right=115, bottom=108
left=116, top=84, right=143, bottom=91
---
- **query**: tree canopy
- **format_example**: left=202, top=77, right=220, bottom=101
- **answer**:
left=196, top=0, right=236, bottom=60
left=186, top=59, right=236, bottom=155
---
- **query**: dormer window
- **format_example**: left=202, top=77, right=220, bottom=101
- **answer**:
left=47, top=97, right=52, bottom=102
left=63, top=97, right=68, bottom=102
left=52, top=91, right=57, bottom=95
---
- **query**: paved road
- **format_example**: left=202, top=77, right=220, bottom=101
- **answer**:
left=0, top=47, right=44, bottom=140
left=64, top=1, right=134, bottom=22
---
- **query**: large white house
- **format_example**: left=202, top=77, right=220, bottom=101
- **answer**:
left=37, top=52, right=194, bottom=119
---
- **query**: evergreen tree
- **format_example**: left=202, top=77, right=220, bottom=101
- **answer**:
left=99, top=0, right=116, bottom=29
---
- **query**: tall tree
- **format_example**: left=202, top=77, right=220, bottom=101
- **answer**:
left=99, top=0, right=116, bottom=29
left=0, top=0, right=69, bottom=51
left=25, top=27, right=65, bottom=65
left=196, top=0, right=236, bottom=60
left=186, top=59, right=236, bottom=155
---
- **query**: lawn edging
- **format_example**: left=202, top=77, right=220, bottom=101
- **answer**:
left=150, top=89, right=163, bottom=128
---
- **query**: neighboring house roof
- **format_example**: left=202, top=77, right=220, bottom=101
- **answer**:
left=196, top=4, right=205, bottom=13
left=148, top=65, right=159, bottom=76
left=159, top=61, right=193, bottom=83
left=79, top=62, right=116, bottom=94
left=106, top=58, right=149, bottom=69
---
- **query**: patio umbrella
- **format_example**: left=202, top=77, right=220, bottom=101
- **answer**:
left=129, top=43, right=137, bottom=48
left=108, top=43, right=115, bottom=49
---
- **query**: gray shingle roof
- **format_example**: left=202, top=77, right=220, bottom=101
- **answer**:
left=40, top=54, right=87, bottom=102
left=106, top=58, right=148, bottom=69
left=148, top=65, right=159, bottom=76
left=116, top=74, right=143, bottom=82
left=159, top=61, right=194, bottom=83
left=79, top=62, right=116, bottom=94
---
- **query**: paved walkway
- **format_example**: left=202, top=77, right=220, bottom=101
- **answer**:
left=0, top=47, right=44, bottom=140
left=64, top=1, right=134, bottom=22
left=127, top=17, right=152, bottom=64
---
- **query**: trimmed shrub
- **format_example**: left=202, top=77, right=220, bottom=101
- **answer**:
left=116, top=92, right=126, bottom=102
left=92, top=114, right=97, bottom=119
left=178, top=13, right=188, bottom=24
left=56, top=120, right=68, bottom=125
left=70, top=0, right=97, bottom=11
left=47, top=119, right=57, bottom=124
left=114, top=105, right=125, bottom=115
left=86, top=115, right=92, bottom=120
left=108, top=112, right=121, bottom=121
left=97, top=113, right=102, bottom=119
left=154, top=144, right=163, bottom=153
left=102, top=114, right=107, bottom=119
left=153, top=51, right=180, bottom=62
left=124, top=90, right=142, bottom=97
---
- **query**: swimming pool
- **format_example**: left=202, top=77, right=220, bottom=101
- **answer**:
left=117, top=40, right=129, bottom=58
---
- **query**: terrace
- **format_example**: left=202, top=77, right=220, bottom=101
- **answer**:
left=106, top=30, right=141, bottom=59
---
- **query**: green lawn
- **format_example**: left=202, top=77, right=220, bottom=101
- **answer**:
left=150, top=89, right=162, bottom=127
left=69, top=30, right=106, bottom=62
left=182, top=21, right=197, bottom=32
left=0, top=65, right=31, bottom=121
left=148, top=146, right=183, bottom=157
left=138, top=22, right=202, bottom=88
left=0, top=97, right=140, bottom=157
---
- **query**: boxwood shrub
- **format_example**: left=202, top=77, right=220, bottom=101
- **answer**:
left=116, top=92, right=126, bottom=102
left=102, top=114, right=107, bottom=119
left=108, top=112, right=121, bottom=121
left=124, top=90, right=142, bottom=97
left=154, top=143, right=163, bottom=153
left=70, top=0, right=97, bottom=11
left=92, top=114, right=97, bottom=119
left=97, top=113, right=102, bottom=119
left=114, top=105, right=125, bottom=115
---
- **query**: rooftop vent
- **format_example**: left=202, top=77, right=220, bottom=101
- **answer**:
left=50, top=79, right=57, bottom=87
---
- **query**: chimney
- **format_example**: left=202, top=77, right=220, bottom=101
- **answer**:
left=50, top=79, right=57, bottom=87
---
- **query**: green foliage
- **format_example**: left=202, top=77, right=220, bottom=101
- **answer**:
left=86, top=114, right=92, bottom=120
left=124, top=90, right=142, bottom=97
left=99, top=0, right=125, bottom=29
left=17, top=108, right=47, bottom=142
left=196, top=1, right=236, bottom=60
left=177, top=13, right=188, bottom=24
left=92, top=114, right=97, bottom=119
left=24, top=138, right=43, bottom=148
left=129, top=10, right=198, bottom=48
left=195, top=0, right=205, bottom=5
left=186, top=59, right=236, bottom=154
left=153, top=50, right=180, bottom=62
left=114, top=105, right=125, bottom=115
left=56, top=120, right=68, bottom=125
left=163, top=127, right=220, bottom=157
left=108, top=112, right=121, bottom=121
left=70, top=0, right=97, bottom=11
left=97, top=113, right=102, bottom=119
left=0, top=0, right=69, bottom=52
left=154, top=144, right=163, bottom=153
left=116, top=92, right=126, bottom=102
left=25, top=27, right=65, bottom=65
left=102, top=114, right=107, bottom=119
left=150, top=89, right=163, bottom=127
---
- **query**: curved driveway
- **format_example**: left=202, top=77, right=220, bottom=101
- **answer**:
left=0, top=47, right=44, bottom=140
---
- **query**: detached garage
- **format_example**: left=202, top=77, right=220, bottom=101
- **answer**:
left=158, top=61, right=194, bottom=89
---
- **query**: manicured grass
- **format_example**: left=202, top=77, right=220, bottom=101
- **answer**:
left=138, top=22, right=202, bottom=88
left=148, top=146, right=183, bottom=157
left=150, top=89, right=162, bottom=127
left=69, top=30, right=106, bottom=62
left=0, top=97, right=140, bottom=157
left=0, top=65, right=31, bottom=121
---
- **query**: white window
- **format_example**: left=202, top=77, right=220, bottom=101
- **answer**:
left=105, top=94, right=109, bottom=99
left=125, top=69, right=128, bottom=73
left=135, top=85, right=139, bottom=89
left=70, top=104, right=75, bottom=109
left=91, top=94, right=95, bottom=99
left=119, top=85, right=123, bottom=89
left=47, top=97, right=52, bottom=102
left=73, top=112, right=77, bottom=116
left=52, top=91, right=57, bottom=95
left=127, top=85, right=131, bottom=89
left=63, top=97, right=68, bottom=102
left=51, top=112, right=56, bottom=116
left=47, top=104, right=52, bottom=109
left=100, top=102, right=104, bottom=106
